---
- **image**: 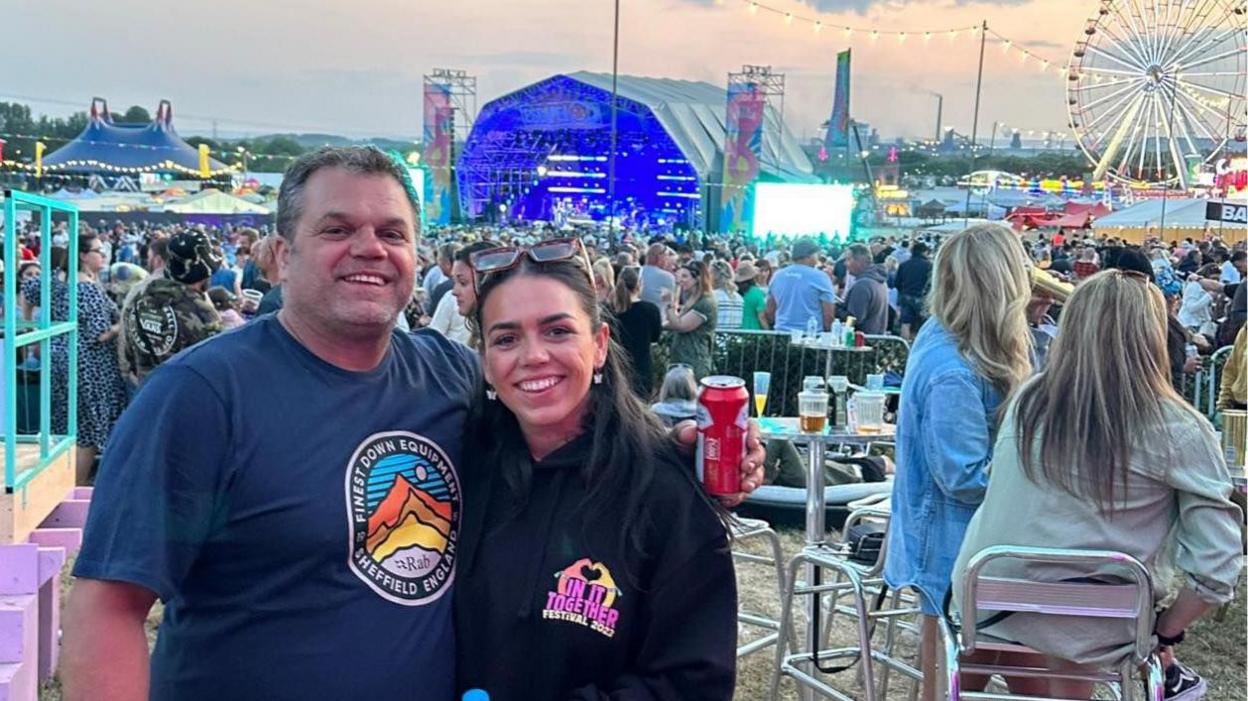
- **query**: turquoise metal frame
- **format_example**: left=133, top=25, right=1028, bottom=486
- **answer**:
left=4, top=190, right=78, bottom=493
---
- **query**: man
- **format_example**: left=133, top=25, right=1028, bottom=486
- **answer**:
left=63, top=147, right=763, bottom=701
left=895, top=240, right=932, bottom=340
left=1222, top=250, right=1245, bottom=284
left=422, top=242, right=457, bottom=303
left=117, top=236, right=170, bottom=385
left=640, top=242, right=676, bottom=310
left=119, top=230, right=224, bottom=385
left=764, top=238, right=837, bottom=332
left=841, top=243, right=889, bottom=334
left=427, top=242, right=460, bottom=311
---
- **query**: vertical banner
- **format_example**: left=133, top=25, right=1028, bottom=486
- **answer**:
left=824, top=50, right=852, bottom=150
left=423, top=83, right=454, bottom=226
left=720, top=83, right=765, bottom=234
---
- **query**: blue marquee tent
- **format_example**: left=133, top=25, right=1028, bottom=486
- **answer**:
left=42, top=98, right=231, bottom=177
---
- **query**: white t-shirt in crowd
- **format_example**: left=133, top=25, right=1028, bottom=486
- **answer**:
left=1221, top=260, right=1242, bottom=284
left=428, top=291, right=471, bottom=346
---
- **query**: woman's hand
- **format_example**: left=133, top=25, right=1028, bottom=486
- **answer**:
left=672, top=418, right=766, bottom=508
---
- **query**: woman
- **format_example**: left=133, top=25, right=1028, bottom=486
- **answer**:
left=608, top=266, right=662, bottom=399
left=21, top=236, right=127, bottom=484
left=754, top=257, right=773, bottom=289
left=664, top=260, right=717, bottom=379
left=883, top=224, right=1034, bottom=701
left=592, top=257, right=616, bottom=305
left=456, top=239, right=737, bottom=700
left=735, top=260, right=768, bottom=330
left=429, top=246, right=478, bottom=346
left=952, top=271, right=1242, bottom=699
left=649, top=364, right=699, bottom=426
left=710, top=260, right=743, bottom=330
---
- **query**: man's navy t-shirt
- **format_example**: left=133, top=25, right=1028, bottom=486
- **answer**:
left=74, top=316, right=479, bottom=700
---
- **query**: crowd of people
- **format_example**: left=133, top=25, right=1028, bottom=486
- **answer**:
left=1, top=144, right=1242, bottom=700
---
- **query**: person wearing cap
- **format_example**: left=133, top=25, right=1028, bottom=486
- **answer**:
left=206, top=287, right=245, bottom=330
left=734, top=260, right=768, bottom=330
left=119, top=230, right=224, bottom=385
left=764, top=238, right=837, bottom=332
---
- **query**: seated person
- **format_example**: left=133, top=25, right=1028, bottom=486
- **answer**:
left=952, top=271, right=1242, bottom=700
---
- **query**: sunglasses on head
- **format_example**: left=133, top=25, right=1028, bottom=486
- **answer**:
left=1112, top=268, right=1151, bottom=283
left=469, top=237, right=595, bottom=293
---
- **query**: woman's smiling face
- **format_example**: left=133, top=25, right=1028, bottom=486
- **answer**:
left=479, top=274, right=609, bottom=450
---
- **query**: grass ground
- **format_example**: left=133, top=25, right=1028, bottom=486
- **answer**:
left=40, top=532, right=1246, bottom=701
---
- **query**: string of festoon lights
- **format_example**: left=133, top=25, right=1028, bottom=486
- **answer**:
left=716, top=0, right=1074, bottom=84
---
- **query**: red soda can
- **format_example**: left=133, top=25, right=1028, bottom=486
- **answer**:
left=696, top=375, right=749, bottom=496
left=854, top=330, right=866, bottom=348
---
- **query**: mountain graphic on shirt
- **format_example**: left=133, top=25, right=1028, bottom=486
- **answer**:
left=366, top=475, right=453, bottom=563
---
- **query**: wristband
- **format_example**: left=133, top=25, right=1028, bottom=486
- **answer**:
left=1155, top=628, right=1185, bottom=646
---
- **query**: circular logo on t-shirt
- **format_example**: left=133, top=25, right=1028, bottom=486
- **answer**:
left=345, top=431, right=460, bottom=606
left=132, top=301, right=179, bottom=357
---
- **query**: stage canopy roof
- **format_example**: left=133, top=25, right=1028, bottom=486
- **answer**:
left=42, top=99, right=232, bottom=177
left=566, top=72, right=814, bottom=182
left=456, top=72, right=814, bottom=224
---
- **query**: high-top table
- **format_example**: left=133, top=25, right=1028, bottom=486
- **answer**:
left=758, top=417, right=896, bottom=701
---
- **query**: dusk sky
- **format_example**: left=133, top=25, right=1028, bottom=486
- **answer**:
left=8, top=0, right=1094, bottom=142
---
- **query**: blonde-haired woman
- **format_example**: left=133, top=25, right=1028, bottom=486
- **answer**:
left=592, top=257, right=615, bottom=304
left=711, top=260, right=743, bottom=330
left=883, top=223, right=1033, bottom=701
left=952, top=270, right=1242, bottom=699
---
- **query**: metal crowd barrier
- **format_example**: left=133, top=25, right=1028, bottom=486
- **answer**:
left=1204, top=345, right=1234, bottom=422
left=710, top=330, right=910, bottom=417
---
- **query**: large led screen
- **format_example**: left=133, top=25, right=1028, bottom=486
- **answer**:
left=750, top=183, right=854, bottom=239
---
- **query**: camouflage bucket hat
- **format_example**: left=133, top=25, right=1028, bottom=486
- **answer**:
left=167, top=230, right=223, bottom=284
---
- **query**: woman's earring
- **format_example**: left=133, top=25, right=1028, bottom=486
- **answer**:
left=486, top=385, right=497, bottom=400
left=593, top=371, right=603, bottom=385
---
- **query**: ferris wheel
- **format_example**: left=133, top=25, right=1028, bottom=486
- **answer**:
left=1066, top=0, right=1247, bottom=188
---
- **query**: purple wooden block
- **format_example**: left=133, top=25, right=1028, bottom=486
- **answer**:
left=0, top=659, right=37, bottom=701
left=37, top=575, right=59, bottom=682
left=26, top=529, right=82, bottom=560
left=0, top=595, right=36, bottom=663
left=0, top=546, right=38, bottom=596
left=35, top=549, right=63, bottom=588
left=71, top=487, right=93, bottom=501
left=41, top=500, right=90, bottom=530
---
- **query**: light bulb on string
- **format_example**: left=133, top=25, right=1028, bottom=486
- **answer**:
left=748, top=2, right=758, bottom=13
left=924, top=31, right=932, bottom=41
left=870, top=30, right=879, bottom=40
left=814, top=21, right=822, bottom=32
left=898, top=32, right=907, bottom=43
left=844, top=27, right=853, bottom=37
left=784, top=12, right=793, bottom=24
left=949, top=29, right=958, bottom=40
left=1002, top=40, right=1011, bottom=53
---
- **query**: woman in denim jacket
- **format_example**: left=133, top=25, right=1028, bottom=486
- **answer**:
left=883, top=224, right=1034, bottom=701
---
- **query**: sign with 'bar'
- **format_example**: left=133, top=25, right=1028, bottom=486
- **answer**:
left=1206, top=201, right=1248, bottom=224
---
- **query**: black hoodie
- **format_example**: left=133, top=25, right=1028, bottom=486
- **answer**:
left=455, top=434, right=736, bottom=701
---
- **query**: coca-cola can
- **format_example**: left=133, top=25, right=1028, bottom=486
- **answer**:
left=696, top=375, right=749, bottom=496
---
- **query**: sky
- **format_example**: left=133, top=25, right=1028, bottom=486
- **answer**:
left=6, top=0, right=1096, bottom=143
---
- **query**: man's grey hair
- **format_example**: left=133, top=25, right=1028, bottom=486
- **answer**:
left=848, top=243, right=872, bottom=260
left=276, top=146, right=421, bottom=241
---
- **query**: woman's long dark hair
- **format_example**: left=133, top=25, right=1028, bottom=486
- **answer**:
left=469, top=255, right=727, bottom=575
left=610, top=266, right=640, bottom=315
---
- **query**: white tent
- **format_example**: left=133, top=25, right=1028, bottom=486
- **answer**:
left=163, top=189, right=270, bottom=214
left=1091, top=198, right=1245, bottom=242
